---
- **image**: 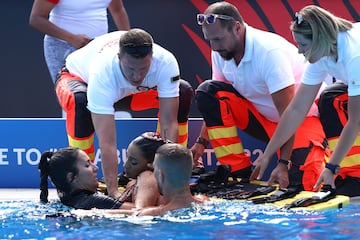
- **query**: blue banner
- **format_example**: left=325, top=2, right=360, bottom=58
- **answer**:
left=0, top=119, right=275, bottom=188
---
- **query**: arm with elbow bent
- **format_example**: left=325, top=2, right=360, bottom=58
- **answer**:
left=314, top=95, right=360, bottom=189
left=251, top=83, right=322, bottom=186
left=159, top=97, right=179, bottom=142
left=91, top=113, right=121, bottom=199
left=29, top=0, right=92, bottom=48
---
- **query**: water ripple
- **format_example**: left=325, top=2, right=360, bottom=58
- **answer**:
left=0, top=199, right=359, bottom=239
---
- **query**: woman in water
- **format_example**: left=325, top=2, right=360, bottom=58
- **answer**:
left=39, top=147, right=133, bottom=209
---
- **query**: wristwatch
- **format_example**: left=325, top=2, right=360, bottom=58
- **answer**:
left=325, top=162, right=340, bottom=174
left=195, top=137, right=209, bottom=148
left=278, top=159, right=292, bottom=170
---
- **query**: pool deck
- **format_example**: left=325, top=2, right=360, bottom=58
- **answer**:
left=0, top=188, right=58, bottom=201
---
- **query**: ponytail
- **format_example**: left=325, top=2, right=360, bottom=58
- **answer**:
left=38, top=147, right=80, bottom=202
left=38, top=151, right=53, bottom=203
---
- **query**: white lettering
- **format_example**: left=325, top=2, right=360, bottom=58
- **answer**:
left=252, top=149, right=263, bottom=162
left=94, top=149, right=101, bottom=165
left=93, top=148, right=126, bottom=165
left=121, top=148, right=127, bottom=165
left=13, top=148, right=26, bottom=165
left=0, top=149, right=9, bottom=165
left=201, top=148, right=264, bottom=168
left=25, top=148, right=41, bottom=165
left=204, top=149, right=215, bottom=166
left=244, top=149, right=251, bottom=157
left=0, top=147, right=264, bottom=167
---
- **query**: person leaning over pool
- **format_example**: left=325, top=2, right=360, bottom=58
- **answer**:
left=55, top=29, right=193, bottom=200
left=190, top=1, right=328, bottom=191
left=251, top=5, right=360, bottom=197
left=38, top=147, right=134, bottom=209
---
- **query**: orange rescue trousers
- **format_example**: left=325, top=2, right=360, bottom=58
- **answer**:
left=55, top=69, right=193, bottom=162
left=195, top=80, right=328, bottom=191
left=317, top=83, right=360, bottom=196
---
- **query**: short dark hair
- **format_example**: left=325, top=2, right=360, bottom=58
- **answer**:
left=119, top=28, right=153, bottom=58
left=130, top=132, right=167, bottom=163
left=155, top=143, right=193, bottom=185
left=205, top=1, right=244, bottom=29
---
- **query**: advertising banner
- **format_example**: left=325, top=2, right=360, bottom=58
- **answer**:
left=0, top=119, right=275, bottom=188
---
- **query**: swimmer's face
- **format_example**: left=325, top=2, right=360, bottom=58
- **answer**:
left=71, top=150, right=99, bottom=192
left=124, top=142, right=150, bottom=179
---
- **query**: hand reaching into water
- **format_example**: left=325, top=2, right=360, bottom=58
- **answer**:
left=251, top=155, right=289, bottom=188
left=314, top=168, right=336, bottom=189
left=250, top=155, right=271, bottom=181
left=266, top=164, right=289, bottom=188
left=190, top=143, right=206, bottom=168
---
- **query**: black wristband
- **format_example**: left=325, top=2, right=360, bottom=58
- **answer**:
left=278, top=159, right=292, bottom=170
left=195, top=137, right=209, bottom=148
left=325, top=162, right=340, bottom=174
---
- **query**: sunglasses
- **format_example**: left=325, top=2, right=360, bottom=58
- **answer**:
left=197, top=13, right=234, bottom=25
left=122, top=43, right=152, bottom=57
left=136, top=85, right=157, bottom=91
left=293, top=12, right=309, bottom=26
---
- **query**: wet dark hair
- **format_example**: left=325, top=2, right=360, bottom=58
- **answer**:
left=38, top=147, right=80, bottom=203
left=130, top=132, right=170, bottom=163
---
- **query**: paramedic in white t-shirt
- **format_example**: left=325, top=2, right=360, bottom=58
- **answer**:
left=255, top=6, right=360, bottom=197
left=55, top=29, right=193, bottom=199
left=191, top=2, right=328, bottom=192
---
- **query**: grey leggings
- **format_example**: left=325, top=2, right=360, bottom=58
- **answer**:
left=44, top=35, right=76, bottom=84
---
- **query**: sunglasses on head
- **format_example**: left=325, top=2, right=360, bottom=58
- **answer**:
left=122, top=43, right=152, bottom=57
left=136, top=85, right=157, bottom=92
left=197, top=13, right=234, bottom=25
left=293, top=12, right=309, bottom=26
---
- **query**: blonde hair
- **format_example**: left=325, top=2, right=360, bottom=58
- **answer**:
left=290, top=5, right=352, bottom=61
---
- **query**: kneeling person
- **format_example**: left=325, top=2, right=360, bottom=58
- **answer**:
left=55, top=29, right=193, bottom=199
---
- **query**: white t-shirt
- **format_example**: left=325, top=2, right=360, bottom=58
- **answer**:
left=212, top=25, right=319, bottom=122
left=65, top=31, right=180, bottom=115
left=49, top=0, right=111, bottom=39
left=302, top=23, right=360, bottom=97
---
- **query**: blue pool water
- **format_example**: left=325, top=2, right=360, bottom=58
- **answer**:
left=1, top=199, right=359, bottom=240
